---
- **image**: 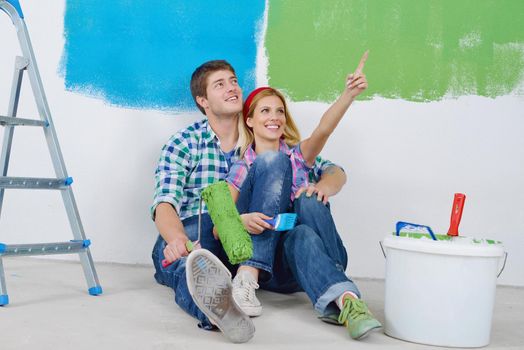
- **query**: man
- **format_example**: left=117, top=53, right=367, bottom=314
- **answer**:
left=151, top=60, right=374, bottom=343
left=151, top=60, right=253, bottom=343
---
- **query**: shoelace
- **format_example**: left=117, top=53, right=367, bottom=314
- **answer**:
left=233, top=275, right=259, bottom=303
left=338, top=298, right=369, bottom=324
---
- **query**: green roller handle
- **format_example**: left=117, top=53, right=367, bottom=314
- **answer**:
left=202, top=181, right=253, bottom=265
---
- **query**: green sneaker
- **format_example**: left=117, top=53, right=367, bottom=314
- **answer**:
left=338, top=298, right=382, bottom=340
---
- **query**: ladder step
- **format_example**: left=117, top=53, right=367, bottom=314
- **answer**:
left=0, top=116, right=48, bottom=127
left=0, top=240, right=91, bottom=257
left=0, top=176, right=73, bottom=189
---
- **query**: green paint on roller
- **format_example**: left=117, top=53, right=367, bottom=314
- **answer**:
left=201, top=181, right=253, bottom=265
left=266, top=0, right=524, bottom=102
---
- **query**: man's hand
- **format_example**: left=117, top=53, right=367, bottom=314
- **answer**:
left=345, top=51, right=369, bottom=99
left=240, top=212, right=273, bottom=234
left=163, top=235, right=190, bottom=264
left=295, top=184, right=331, bottom=205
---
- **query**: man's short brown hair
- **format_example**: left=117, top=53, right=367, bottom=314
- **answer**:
left=190, top=60, right=236, bottom=115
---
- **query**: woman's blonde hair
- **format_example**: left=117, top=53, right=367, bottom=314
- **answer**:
left=239, top=88, right=301, bottom=159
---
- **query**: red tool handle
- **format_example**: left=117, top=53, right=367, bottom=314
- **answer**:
left=447, top=193, right=466, bottom=236
left=161, top=259, right=172, bottom=268
left=161, top=240, right=196, bottom=268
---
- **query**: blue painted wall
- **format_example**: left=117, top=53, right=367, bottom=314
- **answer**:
left=61, top=0, right=265, bottom=110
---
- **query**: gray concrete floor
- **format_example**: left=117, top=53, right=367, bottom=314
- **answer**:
left=0, top=257, right=522, bottom=350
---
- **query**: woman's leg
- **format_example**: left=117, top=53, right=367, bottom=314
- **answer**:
left=274, top=224, right=360, bottom=312
left=292, top=194, right=348, bottom=272
left=233, top=151, right=292, bottom=316
left=268, top=224, right=381, bottom=339
left=235, top=151, right=292, bottom=280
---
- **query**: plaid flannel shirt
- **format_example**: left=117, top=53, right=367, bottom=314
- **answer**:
left=151, top=118, right=238, bottom=221
left=152, top=119, right=343, bottom=221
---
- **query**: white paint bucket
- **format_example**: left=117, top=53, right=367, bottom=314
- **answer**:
left=381, top=235, right=506, bottom=348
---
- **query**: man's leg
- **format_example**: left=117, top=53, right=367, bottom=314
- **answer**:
left=152, top=213, right=230, bottom=329
left=186, top=249, right=255, bottom=343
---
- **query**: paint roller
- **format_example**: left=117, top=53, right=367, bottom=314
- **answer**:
left=201, top=181, right=253, bottom=264
left=162, top=181, right=253, bottom=267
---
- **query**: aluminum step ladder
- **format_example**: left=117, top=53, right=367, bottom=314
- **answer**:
left=0, top=0, right=102, bottom=305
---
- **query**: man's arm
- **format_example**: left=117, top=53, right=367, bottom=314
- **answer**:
left=152, top=134, right=193, bottom=263
left=296, top=165, right=347, bottom=204
left=316, top=165, right=347, bottom=197
left=154, top=203, right=190, bottom=262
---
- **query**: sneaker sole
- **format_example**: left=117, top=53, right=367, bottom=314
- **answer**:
left=236, top=304, right=262, bottom=317
left=186, top=249, right=255, bottom=343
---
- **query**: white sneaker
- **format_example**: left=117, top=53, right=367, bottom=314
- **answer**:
left=186, top=249, right=255, bottom=343
left=232, top=270, right=263, bottom=317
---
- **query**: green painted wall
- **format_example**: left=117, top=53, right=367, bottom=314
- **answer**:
left=266, top=0, right=524, bottom=102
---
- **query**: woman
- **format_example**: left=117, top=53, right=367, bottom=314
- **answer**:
left=223, top=52, right=382, bottom=340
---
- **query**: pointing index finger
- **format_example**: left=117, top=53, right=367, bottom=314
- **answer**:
left=354, top=50, right=369, bottom=74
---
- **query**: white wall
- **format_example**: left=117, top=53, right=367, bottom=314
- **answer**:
left=1, top=2, right=523, bottom=286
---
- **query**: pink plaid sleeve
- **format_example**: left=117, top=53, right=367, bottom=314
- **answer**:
left=291, top=143, right=309, bottom=169
left=226, top=160, right=249, bottom=191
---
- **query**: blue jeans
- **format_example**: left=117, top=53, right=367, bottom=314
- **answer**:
left=235, top=151, right=293, bottom=280
left=236, top=151, right=361, bottom=317
left=151, top=151, right=361, bottom=328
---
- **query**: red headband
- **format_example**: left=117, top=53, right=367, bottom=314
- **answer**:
left=242, top=87, right=273, bottom=122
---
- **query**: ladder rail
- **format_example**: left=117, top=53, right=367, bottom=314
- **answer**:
left=0, top=1, right=23, bottom=21
left=0, top=258, right=7, bottom=304
left=15, top=7, right=70, bottom=180
left=0, top=57, right=25, bottom=215
left=2, top=1, right=70, bottom=180
left=1, top=0, right=90, bottom=245
left=0, top=0, right=102, bottom=304
left=9, top=2, right=94, bottom=250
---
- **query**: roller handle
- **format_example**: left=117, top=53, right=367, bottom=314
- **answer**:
left=161, top=240, right=196, bottom=268
left=447, top=193, right=466, bottom=236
